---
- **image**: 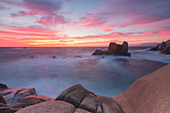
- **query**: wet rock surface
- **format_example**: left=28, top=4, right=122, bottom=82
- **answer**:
left=10, top=95, right=54, bottom=109
left=0, top=87, right=37, bottom=105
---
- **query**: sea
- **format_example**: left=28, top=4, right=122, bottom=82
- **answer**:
left=0, top=47, right=169, bottom=98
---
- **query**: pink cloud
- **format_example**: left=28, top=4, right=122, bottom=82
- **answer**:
left=36, top=15, right=69, bottom=26
left=4, top=0, right=61, bottom=15
left=11, top=11, right=38, bottom=17
left=22, top=0, right=61, bottom=15
left=4, top=0, right=69, bottom=26
left=74, top=0, right=170, bottom=31
left=0, top=6, right=5, bottom=10
left=73, top=13, right=113, bottom=32
left=0, top=27, right=60, bottom=38
left=0, top=26, right=169, bottom=47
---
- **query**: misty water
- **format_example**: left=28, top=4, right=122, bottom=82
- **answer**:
left=0, top=47, right=169, bottom=98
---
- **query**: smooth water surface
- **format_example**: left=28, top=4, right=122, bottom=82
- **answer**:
left=0, top=47, right=169, bottom=98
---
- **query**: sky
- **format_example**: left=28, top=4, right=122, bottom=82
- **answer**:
left=0, top=0, right=170, bottom=47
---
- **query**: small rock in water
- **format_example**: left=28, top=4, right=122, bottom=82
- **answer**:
left=74, top=56, right=82, bottom=58
left=30, top=56, right=34, bottom=58
left=0, top=83, right=8, bottom=89
left=52, top=56, right=56, bottom=58
left=101, top=56, right=104, bottom=58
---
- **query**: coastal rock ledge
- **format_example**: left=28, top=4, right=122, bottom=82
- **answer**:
left=0, top=64, right=169, bottom=113
left=92, top=41, right=131, bottom=56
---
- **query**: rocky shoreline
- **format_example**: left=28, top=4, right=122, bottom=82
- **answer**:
left=150, top=40, right=170, bottom=54
left=0, top=64, right=169, bottom=113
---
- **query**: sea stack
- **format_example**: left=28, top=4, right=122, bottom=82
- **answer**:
left=92, top=41, right=131, bottom=56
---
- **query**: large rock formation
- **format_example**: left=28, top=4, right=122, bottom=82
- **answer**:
left=56, top=84, right=122, bottom=113
left=113, top=64, right=170, bottom=113
left=92, top=41, right=131, bottom=56
left=16, top=84, right=122, bottom=113
left=150, top=40, right=170, bottom=54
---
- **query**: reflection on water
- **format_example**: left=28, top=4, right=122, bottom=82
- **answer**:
left=0, top=47, right=169, bottom=98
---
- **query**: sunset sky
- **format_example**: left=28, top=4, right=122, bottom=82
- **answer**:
left=0, top=0, right=170, bottom=47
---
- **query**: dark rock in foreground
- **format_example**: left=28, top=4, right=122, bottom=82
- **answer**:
left=16, top=84, right=122, bottom=113
left=0, top=83, right=8, bottom=89
left=0, top=95, right=6, bottom=104
left=150, top=40, right=170, bottom=54
left=0, top=95, right=20, bottom=113
left=92, top=41, right=131, bottom=56
left=0, top=86, right=37, bottom=105
left=52, top=56, right=56, bottom=58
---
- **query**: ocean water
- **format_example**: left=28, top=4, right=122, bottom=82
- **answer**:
left=0, top=47, right=169, bottom=98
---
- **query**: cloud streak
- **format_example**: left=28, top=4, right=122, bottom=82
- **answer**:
left=36, top=15, right=69, bottom=26
left=4, top=0, right=69, bottom=26
left=76, top=0, right=170, bottom=30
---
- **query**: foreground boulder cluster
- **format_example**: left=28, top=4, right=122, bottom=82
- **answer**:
left=0, top=64, right=170, bottom=113
left=0, top=83, right=122, bottom=113
left=150, top=40, right=170, bottom=54
left=92, top=41, right=131, bottom=56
